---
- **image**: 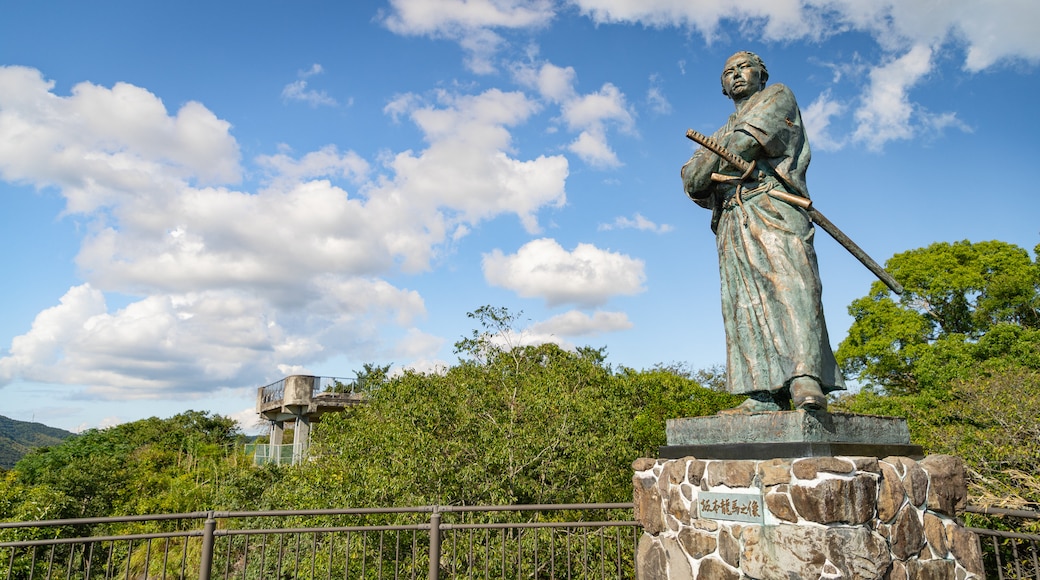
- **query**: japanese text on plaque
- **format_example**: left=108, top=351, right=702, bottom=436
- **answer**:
left=697, top=491, right=764, bottom=524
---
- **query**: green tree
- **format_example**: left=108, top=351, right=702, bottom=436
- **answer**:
left=834, top=240, right=1040, bottom=509
left=8, top=411, right=244, bottom=519
left=2, top=308, right=737, bottom=525
left=836, top=367, right=1040, bottom=511
left=300, top=343, right=633, bottom=508
left=327, top=363, right=391, bottom=394
left=261, top=307, right=735, bottom=511
left=837, top=240, right=1040, bottom=394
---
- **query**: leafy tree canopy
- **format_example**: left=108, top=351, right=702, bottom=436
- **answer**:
left=835, top=367, right=1040, bottom=510
left=837, top=240, right=1040, bottom=395
left=267, top=307, right=739, bottom=510
left=2, top=307, right=736, bottom=522
left=9, top=410, right=243, bottom=519
left=834, top=239, right=1040, bottom=509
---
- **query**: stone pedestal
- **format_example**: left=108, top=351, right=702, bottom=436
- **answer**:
left=632, top=454, right=984, bottom=579
left=663, top=412, right=923, bottom=460
left=637, top=411, right=981, bottom=578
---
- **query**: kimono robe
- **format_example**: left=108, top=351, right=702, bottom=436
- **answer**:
left=681, top=83, right=845, bottom=395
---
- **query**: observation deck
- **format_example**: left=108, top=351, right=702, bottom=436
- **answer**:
left=253, top=375, right=368, bottom=465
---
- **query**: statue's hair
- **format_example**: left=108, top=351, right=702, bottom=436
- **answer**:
left=721, top=51, right=769, bottom=97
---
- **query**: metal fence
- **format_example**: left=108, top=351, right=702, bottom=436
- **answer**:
left=243, top=444, right=296, bottom=466
left=0, top=504, right=637, bottom=580
left=5, top=503, right=1039, bottom=579
left=965, top=505, right=1040, bottom=579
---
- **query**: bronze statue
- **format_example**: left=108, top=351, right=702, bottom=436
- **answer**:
left=681, top=51, right=845, bottom=412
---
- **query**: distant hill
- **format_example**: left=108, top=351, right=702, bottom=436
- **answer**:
left=0, top=415, right=75, bottom=469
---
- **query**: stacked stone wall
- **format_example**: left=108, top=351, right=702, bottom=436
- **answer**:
left=633, top=454, right=983, bottom=580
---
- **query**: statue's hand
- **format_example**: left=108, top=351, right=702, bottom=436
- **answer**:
left=720, top=130, right=762, bottom=163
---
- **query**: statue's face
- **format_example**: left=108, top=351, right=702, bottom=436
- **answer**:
left=722, top=54, right=763, bottom=101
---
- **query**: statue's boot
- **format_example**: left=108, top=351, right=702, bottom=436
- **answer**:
left=719, top=391, right=783, bottom=414
left=791, top=376, right=827, bottom=411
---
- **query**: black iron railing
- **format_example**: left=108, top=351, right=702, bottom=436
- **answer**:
left=965, top=505, right=1040, bottom=579
left=0, top=504, right=637, bottom=580
left=5, top=503, right=1037, bottom=579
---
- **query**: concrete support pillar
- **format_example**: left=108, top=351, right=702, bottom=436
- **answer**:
left=292, top=415, right=311, bottom=465
left=269, top=421, right=284, bottom=465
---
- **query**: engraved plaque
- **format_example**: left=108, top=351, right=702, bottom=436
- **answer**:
left=696, top=491, right=765, bottom=524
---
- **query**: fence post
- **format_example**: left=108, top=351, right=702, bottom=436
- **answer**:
left=199, top=512, right=217, bottom=580
left=428, top=508, right=441, bottom=580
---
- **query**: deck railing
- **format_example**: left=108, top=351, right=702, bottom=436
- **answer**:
left=259, top=376, right=369, bottom=406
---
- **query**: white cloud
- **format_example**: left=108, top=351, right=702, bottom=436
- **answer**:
left=281, top=80, right=338, bottom=107
left=281, top=63, right=338, bottom=107
left=822, top=0, right=1040, bottom=71
left=467, top=309, right=633, bottom=354
left=567, top=0, right=1040, bottom=150
left=457, top=28, right=507, bottom=75
left=97, top=416, right=124, bottom=430
left=0, top=285, right=254, bottom=395
left=922, top=110, right=971, bottom=135
left=383, top=0, right=554, bottom=33
left=598, top=213, right=673, bottom=233
left=646, top=74, right=672, bottom=115
left=300, top=64, right=324, bottom=77
left=513, top=61, right=635, bottom=168
left=801, top=90, right=847, bottom=152
left=305, top=276, right=427, bottom=330
left=561, top=83, right=634, bottom=167
left=0, top=285, right=107, bottom=376
left=394, top=328, right=447, bottom=361
left=851, top=44, right=933, bottom=150
left=256, top=145, right=369, bottom=187
left=570, top=0, right=1040, bottom=68
left=955, top=0, right=1040, bottom=71
left=0, top=281, right=425, bottom=399
left=513, top=61, right=576, bottom=102
left=74, top=181, right=397, bottom=294
left=399, top=359, right=450, bottom=375
left=229, top=406, right=265, bottom=434
left=476, top=327, right=572, bottom=353
left=568, top=128, right=619, bottom=167
left=277, top=364, right=311, bottom=376
left=562, top=83, right=632, bottom=129
left=50, top=85, right=566, bottom=292
left=570, top=0, right=822, bottom=41
left=382, top=0, right=556, bottom=73
left=383, top=93, right=422, bottom=122
left=379, top=88, right=568, bottom=244
left=482, top=238, right=646, bottom=307
left=528, top=310, right=633, bottom=337
left=0, top=66, right=240, bottom=214
left=0, top=69, right=569, bottom=398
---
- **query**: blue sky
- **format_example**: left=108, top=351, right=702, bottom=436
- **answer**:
left=1, top=0, right=1038, bottom=433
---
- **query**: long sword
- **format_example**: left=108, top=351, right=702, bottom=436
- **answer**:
left=686, top=128, right=903, bottom=295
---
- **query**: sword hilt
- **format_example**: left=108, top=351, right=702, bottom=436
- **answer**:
left=686, top=128, right=753, bottom=174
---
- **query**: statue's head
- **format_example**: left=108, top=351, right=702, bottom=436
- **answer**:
left=720, top=51, right=769, bottom=100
